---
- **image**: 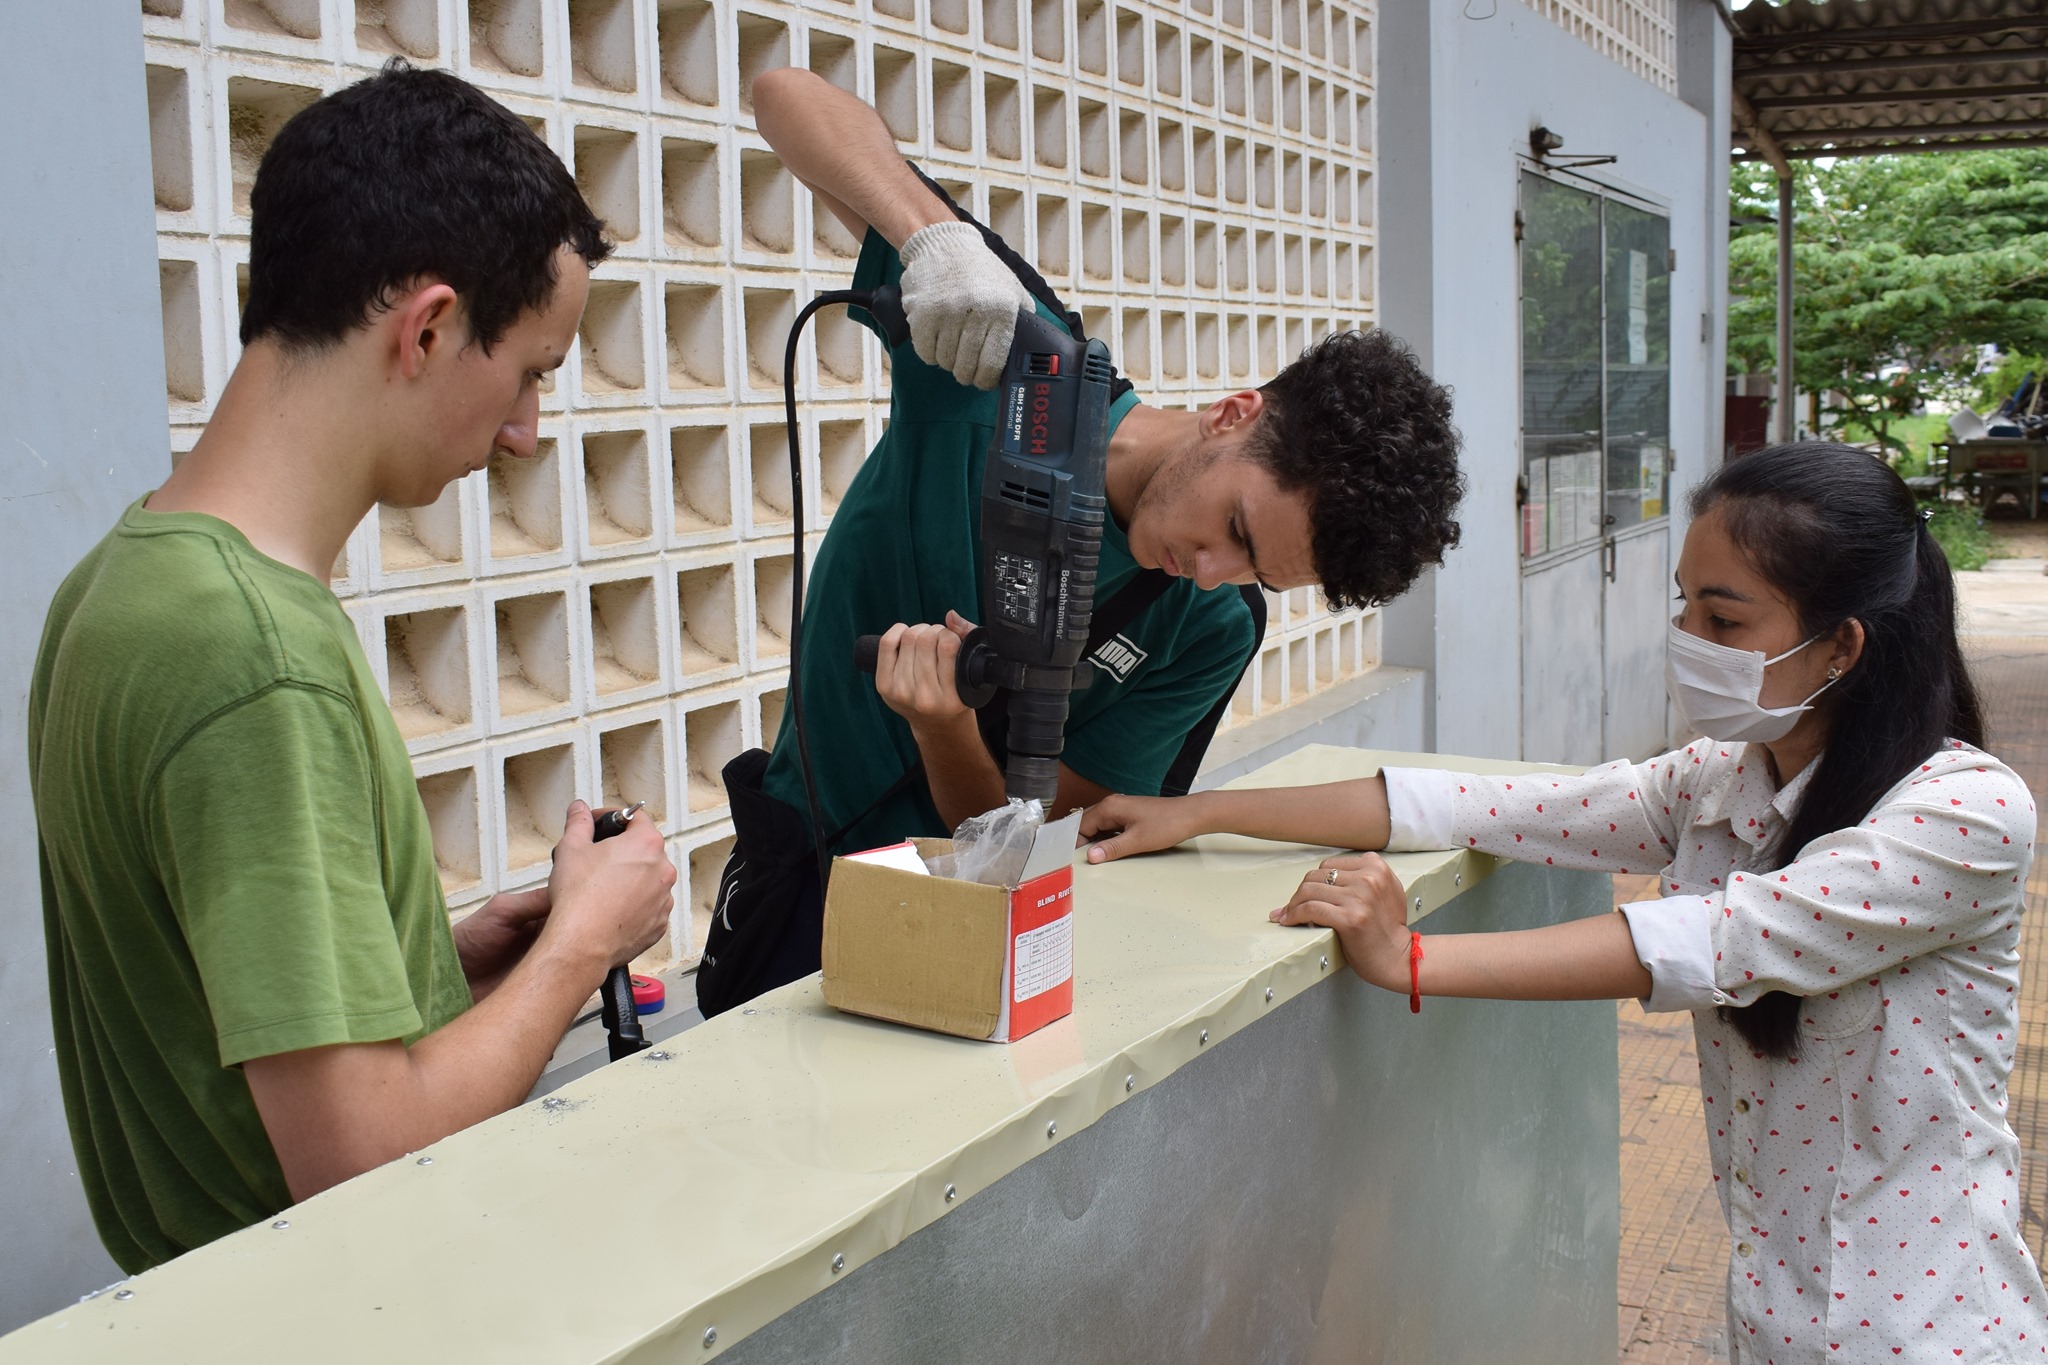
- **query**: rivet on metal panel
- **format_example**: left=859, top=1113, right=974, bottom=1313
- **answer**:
left=704, top=1327, right=718, bottom=1347
left=1199, top=1029, right=1209, bottom=1045
left=1412, top=895, right=1422, bottom=913
left=416, top=1156, right=434, bottom=1166
left=1124, top=1073, right=1135, bottom=1092
left=114, top=1291, right=134, bottom=1302
left=271, top=1219, right=290, bottom=1231
left=944, top=1184, right=958, bottom=1202
left=830, top=1253, right=845, bottom=1273
left=1046, top=1120, right=1058, bottom=1139
left=1454, top=872, right=1463, bottom=887
left=647, top=1050, right=672, bottom=1062
left=1264, top=987, right=1274, bottom=1003
left=1319, top=955, right=1329, bottom=970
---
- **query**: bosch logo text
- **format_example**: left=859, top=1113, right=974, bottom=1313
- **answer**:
left=1027, top=383, right=1052, bottom=456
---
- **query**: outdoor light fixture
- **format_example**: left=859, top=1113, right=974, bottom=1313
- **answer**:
left=1528, top=124, right=1617, bottom=170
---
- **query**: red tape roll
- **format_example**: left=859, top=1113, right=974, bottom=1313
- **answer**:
left=630, top=973, right=665, bottom=1015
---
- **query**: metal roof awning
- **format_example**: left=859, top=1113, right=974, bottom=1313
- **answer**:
left=1731, top=0, right=2048, bottom=167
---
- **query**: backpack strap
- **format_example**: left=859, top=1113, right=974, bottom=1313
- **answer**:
left=1157, top=585, right=1267, bottom=797
left=1084, top=569, right=1173, bottom=653
left=972, top=567, right=1176, bottom=770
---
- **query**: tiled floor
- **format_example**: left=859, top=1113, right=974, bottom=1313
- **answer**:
left=1613, top=614, right=2048, bottom=1360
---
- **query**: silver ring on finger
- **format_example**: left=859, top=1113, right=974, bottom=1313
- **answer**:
left=1323, top=869, right=1340, bottom=887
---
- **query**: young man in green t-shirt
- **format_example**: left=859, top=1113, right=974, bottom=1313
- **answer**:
left=28, top=66, right=677, bottom=1273
left=696, top=68, right=1465, bottom=1013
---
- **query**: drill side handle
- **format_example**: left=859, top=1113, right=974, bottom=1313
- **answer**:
left=853, top=630, right=1001, bottom=709
left=589, top=806, right=651, bottom=1062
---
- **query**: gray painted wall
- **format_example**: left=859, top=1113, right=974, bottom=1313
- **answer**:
left=1376, top=0, right=1729, bottom=762
left=1372, top=0, right=1442, bottom=752
left=720, top=862, right=1620, bottom=1364
left=1678, top=0, right=1734, bottom=472
left=0, top=5, right=165, bottom=1331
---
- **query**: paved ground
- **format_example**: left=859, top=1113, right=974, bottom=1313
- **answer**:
left=1615, top=520, right=2048, bottom=1361
left=1987, top=515, right=2048, bottom=563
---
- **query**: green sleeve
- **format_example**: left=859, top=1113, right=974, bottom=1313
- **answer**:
left=1061, top=596, right=1258, bottom=796
left=148, top=684, right=423, bottom=1068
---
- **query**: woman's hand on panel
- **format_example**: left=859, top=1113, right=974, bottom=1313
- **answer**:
left=1272, top=853, right=1412, bottom=989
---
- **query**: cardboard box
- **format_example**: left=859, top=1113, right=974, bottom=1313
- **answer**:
left=821, top=813, right=1079, bottom=1042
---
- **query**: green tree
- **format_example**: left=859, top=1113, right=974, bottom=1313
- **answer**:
left=1727, top=151, right=2048, bottom=453
left=1971, top=347, right=2045, bottom=414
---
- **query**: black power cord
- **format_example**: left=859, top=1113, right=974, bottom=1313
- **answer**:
left=782, top=290, right=873, bottom=903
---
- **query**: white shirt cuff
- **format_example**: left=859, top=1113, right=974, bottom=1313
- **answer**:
left=1618, top=896, right=1725, bottom=1013
left=1382, top=767, right=1458, bottom=852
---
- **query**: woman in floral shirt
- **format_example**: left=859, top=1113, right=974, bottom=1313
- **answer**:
left=1083, top=443, right=2043, bottom=1363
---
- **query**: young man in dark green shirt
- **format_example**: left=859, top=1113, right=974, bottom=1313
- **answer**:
left=698, top=68, right=1465, bottom=1012
left=29, top=66, right=676, bottom=1272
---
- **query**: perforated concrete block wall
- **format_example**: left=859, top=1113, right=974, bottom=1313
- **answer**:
left=1519, top=0, right=1675, bottom=93
left=142, top=0, right=1381, bottom=974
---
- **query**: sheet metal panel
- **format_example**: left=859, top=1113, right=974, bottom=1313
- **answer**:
left=721, top=861, right=1618, bottom=1365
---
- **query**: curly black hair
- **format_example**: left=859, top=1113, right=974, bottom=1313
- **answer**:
left=1246, top=330, right=1465, bottom=609
left=242, top=61, right=610, bottom=355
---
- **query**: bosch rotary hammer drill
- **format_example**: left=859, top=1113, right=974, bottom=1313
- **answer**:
left=845, top=287, right=1117, bottom=809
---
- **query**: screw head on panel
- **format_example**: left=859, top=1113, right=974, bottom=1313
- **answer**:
left=703, top=1327, right=718, bottom=1348
left=1046, top=1120, right=1058, bottom=1139
left=1412, top=895, right=1422, bottom=913
left=1454, top=872, right=1463, bottom=887
left=1199, top=1029, right=1209, bottom=1045
left=416, top=1156, right=433, bottom=1166
left=113, top=1291, right=134, bottom=1302
left=647, top=1050, right=672, bottom=1062
left=830, top=1253, right=845, bottom=1274
left=1264, top=987, right=1274, bottom=1003
left=271, top=1219, right=290, bottom=1231
left=944, top=1183, right=958, bottom=1202
left=1125, top=1073, right=1135, bottom=1092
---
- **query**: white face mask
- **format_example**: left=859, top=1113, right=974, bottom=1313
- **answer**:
left=1664, top=616, right=1839, bottom=744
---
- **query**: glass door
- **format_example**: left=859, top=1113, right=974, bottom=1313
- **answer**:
left=1601, top=198, right=1674, bottom=761
left=1604, top=199, right=1672, bottom=534
left=1519, top=174, right=1606, bottom=560
left=1517, top=169, right=1673, bottom=765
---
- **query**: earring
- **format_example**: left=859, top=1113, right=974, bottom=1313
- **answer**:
left=1826, top=666, right=1841, bottom=682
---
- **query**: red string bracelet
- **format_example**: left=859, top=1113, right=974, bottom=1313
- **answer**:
left=1409, top=932, right=1424, bottom=1014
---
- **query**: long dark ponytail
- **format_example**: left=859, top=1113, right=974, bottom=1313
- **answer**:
left=1690, top=442, right=1984, bottom=1059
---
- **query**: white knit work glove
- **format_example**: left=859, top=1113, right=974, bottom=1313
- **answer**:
left=897, top=220, right=1035, bottom=390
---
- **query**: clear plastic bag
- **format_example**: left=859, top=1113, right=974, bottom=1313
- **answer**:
left=932, top=797, right=1045, bottom=886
